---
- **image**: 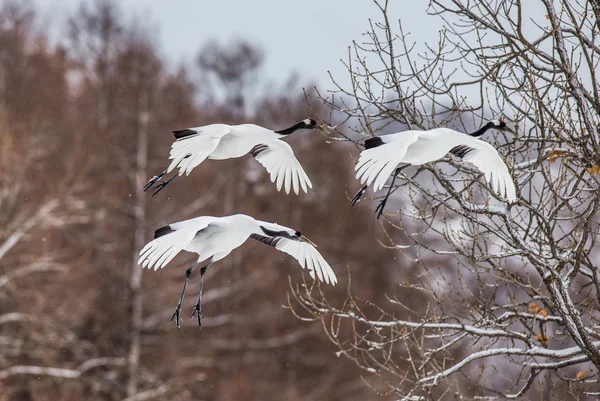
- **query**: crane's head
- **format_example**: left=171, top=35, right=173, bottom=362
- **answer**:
left=470, top=119, right=507, bottom=137
left=274, top=119, right=318, bottom=135
left=490, top=119, right=507, bottom=131
left=301, top=119, right=318, bottom=129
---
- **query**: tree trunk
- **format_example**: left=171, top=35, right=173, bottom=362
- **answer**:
left=126, top=89, right=148, bottom=397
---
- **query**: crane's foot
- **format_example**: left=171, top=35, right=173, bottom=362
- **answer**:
left=375, top=197, right=389, bottom=219
left=351, top=186, right=368, bottom=206
left=190, top=304, right=205, bottom=327
left=143, top=171, right=166, bottom=191
left=170, top=304, right=183, bottom=330
left=152, top=181, right=169, bottom=197
left=152, top=175, right=177, bottom=197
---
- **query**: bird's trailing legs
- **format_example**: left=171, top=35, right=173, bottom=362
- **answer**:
left=190, top=261, right=212, bottom=327
left=375, top=164, right=409, bottom=219
left=143, top=170, right=166, bottom=191
left=171, top=260, right=200, bottom=330
left=151, top=173, right=178, bottom=197
left=145, top=154, right=192, bottom=195
left=350, top=185, right=368, bottom=206
left=143, top=170, right=179, bottom=196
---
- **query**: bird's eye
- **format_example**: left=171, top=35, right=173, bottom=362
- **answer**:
left=294, top=230, right=302, bottom=237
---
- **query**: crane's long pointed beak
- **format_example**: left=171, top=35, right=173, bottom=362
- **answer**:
left=316, top=122, right=337, bottom=133
left=299, top=234, right=317, bottom=248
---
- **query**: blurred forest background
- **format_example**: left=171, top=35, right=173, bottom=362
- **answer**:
left=6, top=0, right=598, bottom=399
left=0, top=1, right=406, bottom=400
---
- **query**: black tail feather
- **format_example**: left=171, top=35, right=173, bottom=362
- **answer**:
left=364, top=137, right=384, bottom=149
left=154, top=225, right=175, bottom=239
left=173, top=129, right=197, bottom=139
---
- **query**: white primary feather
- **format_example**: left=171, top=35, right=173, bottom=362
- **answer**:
left=253, top=140, right=312, bottom=194
left=458, top=140, right=517, bottom=202
left=167, top=125, right=231, bottom=175
left=138, top=217, right=213, bottom=271
left=273, top=238, right=337, bottom=285
left=139, top=214, right=337, bottom=286
left=138, top=214, right=334, bottom=330
left=355, top=132, right=420, bottom=192
left=355, top=126, right=517, bottom=203
left=148, top=120, right=316, bottom=196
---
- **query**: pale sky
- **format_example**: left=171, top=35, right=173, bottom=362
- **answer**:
left=32, top=0, right=434, bottom=90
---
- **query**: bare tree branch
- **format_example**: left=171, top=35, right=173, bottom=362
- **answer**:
left=299, top=0, right=600, bottom=398
left=0, top=199, right=59, bottom=262
left=0, top=358, right=126, bottom=380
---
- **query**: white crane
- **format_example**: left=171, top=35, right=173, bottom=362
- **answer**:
left=144, top=119, right=319, bottom=196
left=138, top=213, right=337, bottom=329
left=351, top=120, right=517, bottom=218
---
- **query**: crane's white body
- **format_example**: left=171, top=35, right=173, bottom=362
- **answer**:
left=207, top=124, right=274, bottom=159
left=138, top=214, right=337, bottom=285
left=356, top=127, right=517, bottom=202
left=167, top=123, right=312, bottom=194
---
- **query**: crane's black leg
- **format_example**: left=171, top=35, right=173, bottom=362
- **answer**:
left=190, top=262, right=212, bottom=327
left=375, top=165, right=409, bottom=219
left=350, top=185, right=369, bottom=206
left=143, top=170, right=167, bottom=191
left=374, top=174, right=398, bottom=219
left=171, top=261, right=200, bottom=330
left=152, top=173, right=178, bottom=197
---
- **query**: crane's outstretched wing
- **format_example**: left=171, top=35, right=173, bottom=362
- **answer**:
left=251, top=139, right=312, bottom=194
left=450, top=141, right=517, bottom=202
left=250, top=233, right=337, bottom=285
left=355, top=132, right=420, bottom=192
left=167, top=125, right=231, bottom=175
left=138, top=217, right=213, bottom=270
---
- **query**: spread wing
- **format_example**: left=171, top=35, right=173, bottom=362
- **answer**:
left=355, top=132, right=420, bottom=192
left=167, top=125, right=231, bottom=175
left=250, top=234, right=337, bottom=285
left=252, top=139, right=312, bottom=194
left=138, top=217, right=213, bottom=270
left=450, top=141, right=517, bottom=202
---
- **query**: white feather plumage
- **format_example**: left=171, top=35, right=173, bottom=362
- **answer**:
left=355, top=123, right=517, bottom=203
left=138, top=214, right=337, bottom=286
left=147, top=120, right=316, bottom=196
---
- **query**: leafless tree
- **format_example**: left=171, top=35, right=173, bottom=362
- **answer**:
left=197, top=39, right=264, bottom=118
left=292, top=0, right=600, bottom=399
left=0, top=55, right=100, bottom=401
left=1, top=1, right=447, bottom=399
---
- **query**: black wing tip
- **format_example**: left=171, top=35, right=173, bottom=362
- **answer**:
left=154, top=225, right=175, bottom=239
left=364, top=137, right=384, bottom=149
left=250, top=144, right=268, bottom=157
left=449, top=145, right=474, bottom=159
left=173, top=129, right=197, bottom=139
left=250, top=233, right=280, bottom=247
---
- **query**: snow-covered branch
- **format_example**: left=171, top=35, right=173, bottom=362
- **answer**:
left=0, top=199, right=59, bottom=262
left=0, top=262, right=67, bottom=290
left=121, top=385, right=168, bottom=401
left=0, top=357, right=126, bottom=380
left=297, top=0, right=600, bottom=398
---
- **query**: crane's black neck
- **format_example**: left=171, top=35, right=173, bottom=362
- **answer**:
left=468, top=122, right=494, bottom=137
left=274, top=122, right=307, bottom=135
